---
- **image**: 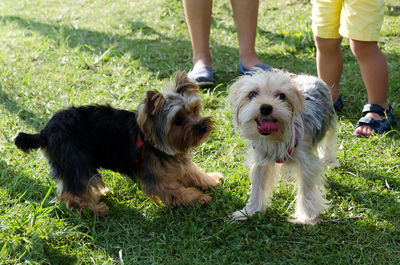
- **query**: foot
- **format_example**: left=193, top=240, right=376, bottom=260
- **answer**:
left=232, top=209, right=251, bottom=221
left=353, top=104, right=396, bottom=137
left=288, top=216, right=319, bottom=225
left=323, top=158, right=341, bottom=169
left=206, top=172, right=224, bottom=187
left=238, top=59, right=272, bottom=75
left=232, top=206, right=259, bottom=221
left=354, top=112, right=383, bottom=136
left=187, top=63, right=214, bottom=88
left=333, top=95, right=344, bottom=112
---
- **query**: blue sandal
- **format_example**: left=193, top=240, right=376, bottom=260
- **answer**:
left=353, top=104, right=397, bottom=137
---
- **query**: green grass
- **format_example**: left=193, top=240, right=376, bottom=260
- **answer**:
left=1, top=0, right=399, bottom=264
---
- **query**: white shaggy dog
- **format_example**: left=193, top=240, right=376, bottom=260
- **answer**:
left=229, top=70, right=340, bottom=224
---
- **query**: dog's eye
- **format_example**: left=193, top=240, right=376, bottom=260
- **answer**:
left=248, top=91, right=258, bottom=99
left=174, top=117, right=183, bottom=126
left=276, top=93, right=285, bottom=100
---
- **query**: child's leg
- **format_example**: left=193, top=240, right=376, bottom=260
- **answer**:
left=350, top=40, right=389, bottom=136
left=312, top=0, right=343, bottom=103
left=314, top=36, right=343, bottom=103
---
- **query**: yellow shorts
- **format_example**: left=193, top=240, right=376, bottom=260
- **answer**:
left=312, top=0, right=384, bottom=41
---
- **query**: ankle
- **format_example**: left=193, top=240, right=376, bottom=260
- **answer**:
left=192, top=54, right=212, bottom=68
left=368, top=101, right=389, bottom=111
left=239, top=52, right=261, bottom=68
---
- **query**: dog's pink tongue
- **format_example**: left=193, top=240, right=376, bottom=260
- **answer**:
left=258, top=121, right=278, bottom=134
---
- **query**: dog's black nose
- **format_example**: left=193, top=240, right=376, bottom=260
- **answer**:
left=199, top=124, right=208, bottom=134
left=260, top=104, right=273, bottom=116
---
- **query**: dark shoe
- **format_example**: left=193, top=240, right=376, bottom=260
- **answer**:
left=238, top=60, right=272, bottom=75
left=353, top=104, right=397, bottom=137
left=333, top=95, right=344, bottom=112
left=188, top=65, right=215, bottom=88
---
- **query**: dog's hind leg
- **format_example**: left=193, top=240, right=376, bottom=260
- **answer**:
left=58, top=189, right=110, bottom=217
left=232, top=163, right=279, bottom=220
left=290, top=154, right=327, bottom=225
left=49, top=147, right=110, bottom=216
left=56, top=176, right=110, bottom=216
left=89, top=175, right=111, bottom=197
left=318, top=123, right=341, bottom=169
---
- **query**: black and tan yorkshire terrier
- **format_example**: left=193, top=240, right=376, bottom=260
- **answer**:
left=14, top=72, right=223, bottom=216
left=229, top=70, right=340, bottom=224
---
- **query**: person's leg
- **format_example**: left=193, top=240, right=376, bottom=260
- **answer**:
left=350, top=40, right=389, bottom=136
left=314, top=36, right=343, bottom=103
left=230, top=0, right=263, bottom=68
left=183, top=0, right=213, bottom=68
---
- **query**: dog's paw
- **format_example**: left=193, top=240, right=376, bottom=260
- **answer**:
left=288, top=216, right=319, bottom=225
left=198, top=193, right=212, bottom=204
left=207, top=172, right=224, bottom=187
left=93, top=202, right=110, bottom=217
left=326, top=159, right=341, bottom=168
left=324, top=159, right=341, bottom=169
left=99, top=186, right=111, bottom=196
left=232, top=209, right=251, bottom=221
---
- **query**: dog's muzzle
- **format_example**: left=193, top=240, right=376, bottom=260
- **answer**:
left=257, top=104, right=278, bottom=135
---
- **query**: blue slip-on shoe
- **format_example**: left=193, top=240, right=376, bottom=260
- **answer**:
left=333, top=95, right=344, bottom=112
left=238, top=60, right=273, bottom=75
left=187, top=65, right=215, bottom=88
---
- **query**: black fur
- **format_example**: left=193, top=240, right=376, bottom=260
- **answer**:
left=14, top=105, right=165, bottom=194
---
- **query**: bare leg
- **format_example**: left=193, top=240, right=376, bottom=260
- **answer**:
left=231, top=0, right=263, bottom=68
left=183, top=0, right=213, bottom=68
left=314, top=36, right=343, bottom=103
left=350, top=40, right=389, bottom=136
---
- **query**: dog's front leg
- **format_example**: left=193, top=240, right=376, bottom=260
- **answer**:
left=146, top=181, right=212, bottom=206
left=180, top=161, right=223, bottom=190
left=233, top=163, right=279, bottom=220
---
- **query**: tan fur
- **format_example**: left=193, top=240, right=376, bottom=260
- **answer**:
left=52, top=72, right=222, bottom=216
left=143, top=153, right=223, bottom=207
left=59, top=176, right=111, bottom=216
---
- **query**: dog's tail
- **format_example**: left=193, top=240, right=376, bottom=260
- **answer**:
left=14, top=132, right=45, bottom=153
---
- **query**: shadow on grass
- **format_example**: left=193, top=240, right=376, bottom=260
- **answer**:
left=0, top=159, right=51, bottom=203
left=327, top=165, right=400, bottom=224
left=387, top=5, right=400, bottom=16
left=0, top=15, right=320, bottom=86
left=0, top=82, right=46, bottom=131
left=0, top=15, right=193, bottom=79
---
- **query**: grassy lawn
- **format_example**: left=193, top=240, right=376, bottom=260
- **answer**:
left=1, top=0, right=399, bottom=264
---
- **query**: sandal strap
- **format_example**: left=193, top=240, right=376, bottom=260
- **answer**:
left=362, top=104, right=386, bottom=116
left=355, top=117, right=390, bottom=134
left=356, top=117, right=377, bottom=126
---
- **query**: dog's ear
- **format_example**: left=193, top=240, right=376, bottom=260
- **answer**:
left=287, top=82, right=306, bottom=113
left=145, top=90, right=165, bottom=116
left=173, top=71, right=200, bottom=96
